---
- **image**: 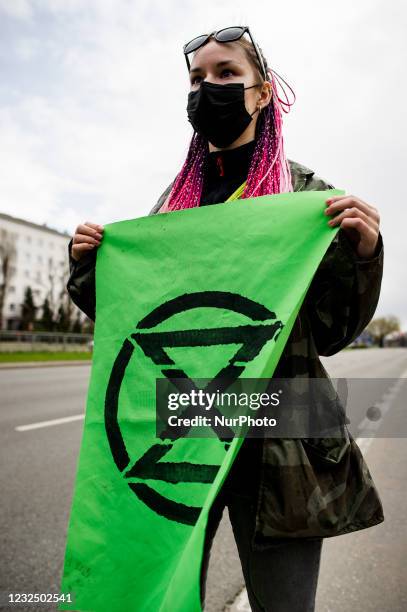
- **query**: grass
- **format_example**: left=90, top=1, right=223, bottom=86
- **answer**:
left=0, top=344, right=375, bottom=363
left=0, top=351, right=92, bottom=363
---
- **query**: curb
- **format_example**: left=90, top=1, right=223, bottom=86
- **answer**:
left=0, top=360, right=92, bottom=369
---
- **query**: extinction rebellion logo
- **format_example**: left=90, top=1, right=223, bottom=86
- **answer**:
left=104, top=291, right=283, bottom=525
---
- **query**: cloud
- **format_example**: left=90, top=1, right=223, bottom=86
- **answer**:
left=0, top=0, right=405, bottom=326
left=0, top=0, right=33, bottom=20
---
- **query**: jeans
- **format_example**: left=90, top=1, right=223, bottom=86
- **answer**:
left=200, top=438, right=323, bottom=612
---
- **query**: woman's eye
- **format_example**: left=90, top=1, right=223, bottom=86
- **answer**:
left=191, top=69, right=234, bottom=86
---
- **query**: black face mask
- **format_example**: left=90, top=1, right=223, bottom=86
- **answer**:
left=186, top=81, right=260, bottom=148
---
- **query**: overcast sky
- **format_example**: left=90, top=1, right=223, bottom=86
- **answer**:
left=0, top=0, right=405, bottom=328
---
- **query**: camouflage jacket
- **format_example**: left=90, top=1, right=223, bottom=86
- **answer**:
left=67, top=159, right=385, bottom=544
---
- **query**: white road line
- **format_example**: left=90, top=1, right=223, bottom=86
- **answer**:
left=225, top=587, right=251, bottom=611
left=355, top=370, right=407, bottom=454
left=15, top=414, right=85, bottom=432
left=355, top=436, right=374, bottom=454
left=226, top=371, right=407, bottom=612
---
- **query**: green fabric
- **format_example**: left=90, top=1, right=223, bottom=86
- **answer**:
left=59, top=189, right=344, bottom=612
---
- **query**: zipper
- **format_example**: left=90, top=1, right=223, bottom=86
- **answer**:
left=216, top=156, right=225, bottom=177
left=295, top=175, right=307, bottom=192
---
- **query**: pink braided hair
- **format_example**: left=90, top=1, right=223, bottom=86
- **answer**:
left=159, top=65, right=295, bottom=213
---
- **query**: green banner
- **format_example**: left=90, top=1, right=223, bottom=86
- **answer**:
left=59, top=190, right=343, bottom=612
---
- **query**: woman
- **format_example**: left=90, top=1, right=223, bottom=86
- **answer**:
left=68, top=27, right=384, bottom=612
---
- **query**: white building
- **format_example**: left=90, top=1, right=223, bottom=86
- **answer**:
left=0, top=212, right=83, bottom=330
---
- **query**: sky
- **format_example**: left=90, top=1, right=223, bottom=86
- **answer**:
left=0, top=0, right=406, bottom=328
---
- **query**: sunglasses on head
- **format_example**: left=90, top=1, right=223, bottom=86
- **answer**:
left=183, top=26, right=267, bottom=82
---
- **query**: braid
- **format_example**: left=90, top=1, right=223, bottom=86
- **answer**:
left=159, top=34, right=294, bottom=213
left=159, top=132, right=207, bottom=212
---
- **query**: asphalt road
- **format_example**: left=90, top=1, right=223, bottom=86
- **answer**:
left=0, top=348, right=406, bottom=612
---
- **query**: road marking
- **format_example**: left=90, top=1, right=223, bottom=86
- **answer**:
left=15, top=414, right=85, bottom=432
left=225, top=588, right=250, bottom=611
left=355, top=371, right=407, bottom=454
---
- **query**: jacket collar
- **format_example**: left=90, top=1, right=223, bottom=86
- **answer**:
left=287, top=159, right=315, bottom=191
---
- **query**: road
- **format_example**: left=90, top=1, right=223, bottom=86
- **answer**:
left=0, top=348, right=406, bottom=611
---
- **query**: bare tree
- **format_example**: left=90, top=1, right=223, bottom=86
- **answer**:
left=367, top=315, right=400, bottom=347
left=42, top=248, right=77, bottom=329
left=44, top=254, right=61, bottom=322
left=0, top=228, right=17, bottom=330
left=56, top=257, right=74, bottom=331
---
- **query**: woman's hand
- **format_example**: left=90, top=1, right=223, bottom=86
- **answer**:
left=71, top=221, right=104, bottom=262
left=324, top=195, right=380, bottom=259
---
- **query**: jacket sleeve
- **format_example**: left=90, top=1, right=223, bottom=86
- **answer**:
left=305, top=227, right=384, bottom=357
left=148, top=179, right=176, bottom=215
left=66, top=238, right=96, bottom=322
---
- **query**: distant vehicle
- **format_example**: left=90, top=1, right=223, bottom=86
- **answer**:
left=349, top=330, right=374, bottom=348
left=383, top=331, right=407, bottom=347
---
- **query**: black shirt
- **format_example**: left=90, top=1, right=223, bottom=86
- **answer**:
left=200, top=139, right=256, bottom=206
left=199, top=138, right=263, bottom=493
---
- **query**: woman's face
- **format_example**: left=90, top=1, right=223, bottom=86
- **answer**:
left=189, top=39, right=271, bottom=151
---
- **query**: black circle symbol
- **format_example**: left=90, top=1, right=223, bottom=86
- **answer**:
left=104, top=291, right=283, bottom=525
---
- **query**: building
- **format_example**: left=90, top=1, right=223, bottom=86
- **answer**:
left=0, top=212, right=83, bottom=330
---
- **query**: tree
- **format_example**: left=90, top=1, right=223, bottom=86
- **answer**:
left=367, top=316, right=400, bottom=347
left=20, top=286, right=37, bottom=331
left=82, top=318, right=94, bottom=334
left=72, top=311, right=82, bottom=333
left=0, top=228, right=17, bottom=329
left=56, top=303, right=70, bottom=332
left=37, top=296, right=55, bottom=331
left=55, top=258, right=74, bottom=332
